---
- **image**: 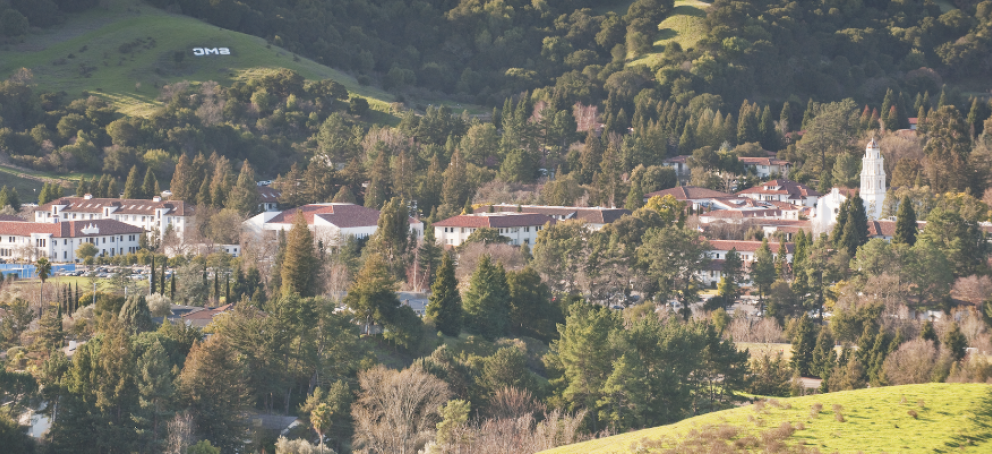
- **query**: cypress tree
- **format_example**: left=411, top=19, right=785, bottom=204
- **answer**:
left=968, top=97, right=981, bottom=138
left=944, top=322, right=968, bottom=361
left=678, top=117, right=695, bottom=152
left=120, top=294, right=154, bottom=333
left=160, top=264, right=166, bottom=297
left=893, top=196, right=918, bottom=246
left=416, top=224, right=442, bottom=289
left=150, top=259, right=156, bottom=294
left=839, top=194, right=869, bottom=257
left=921, top=319, right=938, bottom=345
left=76, top=176, right=88, bottom=197
left=196, top=177, right=212, bottom=207
left=462, top=255, right=511, bottom=340
left=170, top=273, right=176, bottom=300
left=830, top=199, right=851, bottom=247
left=364, top=152, right=391, bottom=209
left=225, top=161, right=260, bottom=215
left=625, top=178, right=644, bottom=211
left=811, top=327, right=836, bottom=379
left=801, top=98, right=815, bottom=130
left=123, top=165, right=142, bottom=199
left=790, top=314, right=816, bottom=376
left=0, top=186, right=9, bottom=209
left=280, top=211, right=319, bottom=298
left=213, top=271, right=219, bottom=304
left=426, top=251, right=462, bottom=337
left=170, top=154, right=194, bottom=201
left=331, top=185, right=358, bottom=204
left=38, top=183, right=51, bottom=205
left=142, top=167, right=157, bottom=199
left=107, top=177, right=119, bottom=198
left=880, top=89, right=894, bottom=128
left=759, top=105, right=778, bottom=150
left=780, top=101, right=793, bottom=132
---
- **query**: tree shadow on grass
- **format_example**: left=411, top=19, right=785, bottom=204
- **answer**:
left=940, top=387, right=992, bottom=452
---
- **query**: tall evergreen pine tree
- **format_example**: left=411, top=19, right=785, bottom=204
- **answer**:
left=425, top=251, right=462, bottom=336
left=893, top=196, right=918, bottom=245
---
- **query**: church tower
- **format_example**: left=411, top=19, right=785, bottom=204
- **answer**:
left=860, top=138, right=886, bottom=220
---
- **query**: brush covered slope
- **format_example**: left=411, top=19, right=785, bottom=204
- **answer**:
left=542, top=383, right=992, bottom=454
left=0, top=0, right=398, bottom=118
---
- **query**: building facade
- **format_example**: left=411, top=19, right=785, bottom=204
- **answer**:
left=243, top=203, right=423, bottom=245
left=35, top=195, right=195, bottom=241
left=0, top=219, right=143, bottom=262
left=860, top=138, right=886, bottom=220
left=433, top=213, right=555, bottom=247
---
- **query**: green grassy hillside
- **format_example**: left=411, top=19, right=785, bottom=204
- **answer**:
left=0, top=0, right=410, bottom=118
left=542, top=383, right=992, bottom=454
left=630, top=0, right=711, bottom=66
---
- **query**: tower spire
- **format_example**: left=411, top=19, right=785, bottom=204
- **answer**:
left=860, top=138, right=886, bottom=220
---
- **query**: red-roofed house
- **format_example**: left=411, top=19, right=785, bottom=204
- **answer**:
left=243, top=203, right=423, bottom=243
left=738, top=156, right=791, bottom=178
left=644, top=186, right=731, bottom=210
left=434, top=213, right=555, bottom=247
left=736, top=180, right=820, bottom=207
left=488, top=205, right=629, bottom=230
left=258, top=185, right=281, bottom=212
left=35, top=195, right=195, bottom=241
left=0, top=219, right=143, bottom=262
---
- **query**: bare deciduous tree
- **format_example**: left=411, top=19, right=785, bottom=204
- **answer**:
left=165, top=410, right=195, bottom=454
left=426, top=409, right=589, bottom=454
left=726, top=316, right=784, bottom=343
left=883, top=339, right=952, bottom=385
left=455, top=243, right=525, bottom=282
left=352, top=365, right=451, bottom=454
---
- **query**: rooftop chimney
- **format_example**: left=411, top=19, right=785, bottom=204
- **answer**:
left=153, top=196, right=162, bottom=202
left=83, top=193, right=92, bottom=200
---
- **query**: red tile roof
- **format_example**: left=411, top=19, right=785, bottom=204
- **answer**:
left=736, top=179, right=820, bottom=199
left=867, top=220, right=925, bottom=238
left=258, top=186, right=281, bottom=203
left=266, top=204, right=417, bottom=228
left=434, top=213, right=556, bottom=228
left=0, top=219, right=143, bottom=237
left=490, top=205, right=629, bottom=224
left=40, top=197, right=195, bottom=216
left=646, top=186, right=730, bottom=200
left=708, top=240, right=795, bottom=254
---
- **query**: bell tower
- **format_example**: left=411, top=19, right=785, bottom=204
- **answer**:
left=860, top=138, right=886, bottom=220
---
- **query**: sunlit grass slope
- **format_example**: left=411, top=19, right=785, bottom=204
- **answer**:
left=542, top=383, right=992, bottom=454
left=0, top=0, right=397, bottom=118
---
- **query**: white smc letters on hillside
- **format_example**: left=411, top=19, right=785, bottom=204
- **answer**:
left=192, top=47, right=232, bottom=56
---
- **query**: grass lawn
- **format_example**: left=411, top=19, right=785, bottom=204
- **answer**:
left=542, top=383, right=992, bottom=454
left=0, top=170, right=45, bottom=202
left=629, top=0, right=711, bottom=66
left=0, top=0, right=445, bottom=124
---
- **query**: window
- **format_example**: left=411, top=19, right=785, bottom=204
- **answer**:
left=524, top=227, right=530, bottom=232
left=111, top=236, right=115, bottom=242
left=102, top=238, right=106, bottom=244
left=7, top=237, right=12, bottom=242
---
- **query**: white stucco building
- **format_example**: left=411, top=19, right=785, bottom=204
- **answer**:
left=34, top=195, right=195, bottom=241
left=812, top=139, right=888, bottom=234
left=736, top=180, right=820, bottom=207
left=739, top=156, right=792, bottom=178
left=243, top=203, right=423, bottom=245
left=433, top=213, right=555, bottom=248
left=0, top=219, right=143, bottom=262
left=860, top=138, right=886, bottom=220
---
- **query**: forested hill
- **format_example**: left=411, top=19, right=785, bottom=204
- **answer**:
left=139, top=0, right=990, bottom=109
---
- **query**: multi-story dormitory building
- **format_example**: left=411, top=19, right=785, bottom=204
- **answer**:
left=34, top=194, right=195, bottom=241
left=0, top=218, right=143, bottom=262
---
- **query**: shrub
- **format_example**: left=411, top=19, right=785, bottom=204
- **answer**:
left=810, top=403, right=822, bottom=418
left=908, top=410, right=918, bottom=419
left=833, top=404, right=844, bottom=422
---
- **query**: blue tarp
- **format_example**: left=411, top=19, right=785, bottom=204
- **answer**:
left=0, top=263, right=76, bottom=279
